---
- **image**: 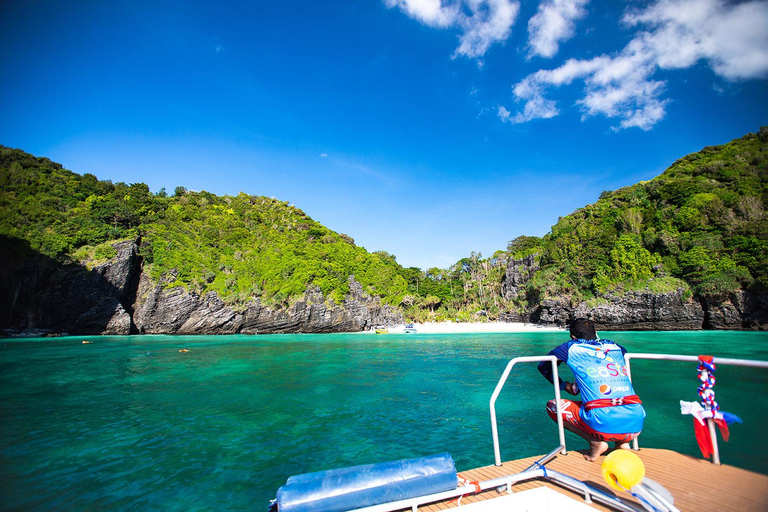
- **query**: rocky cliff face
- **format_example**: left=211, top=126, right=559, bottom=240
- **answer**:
left=0, top=239, right=139, bottom=336
left=500, top=254, right=767, bottom=330
left=133, top=271, right=402, bottom=334
left=576, top=289, right=705, bottom=330
left=502, top=254, right=539, bottom=301
left=4, top=239, right=765, bottom=336
left=1, top=239, right=402, bottom=336
left=702, top=291, right=768, bottom=330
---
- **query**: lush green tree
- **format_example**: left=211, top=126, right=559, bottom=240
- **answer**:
left=1, top=128, right=765, bottom=323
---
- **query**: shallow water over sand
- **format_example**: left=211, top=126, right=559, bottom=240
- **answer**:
left=1, top=331, right=767, bottom=510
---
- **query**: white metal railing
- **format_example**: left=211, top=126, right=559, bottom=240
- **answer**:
left=490, top=355, right=567, bottom=466
left=351, top=445, right=640, bottom=512
left=490, top=352, right=768, bottom=468
left=625, top=353, right=768, bottom=464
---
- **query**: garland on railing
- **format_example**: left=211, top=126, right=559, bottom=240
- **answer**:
left=679, top=355, right=742, bottom=459
left=697, top=356, right=719, bottom=414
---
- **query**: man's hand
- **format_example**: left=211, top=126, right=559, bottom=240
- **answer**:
left=564, top=381, right=579, bottom=395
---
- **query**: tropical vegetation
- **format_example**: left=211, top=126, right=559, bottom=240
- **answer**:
left=1, top=128, right=765, bottom=322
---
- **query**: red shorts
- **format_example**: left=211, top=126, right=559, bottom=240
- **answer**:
left=546, top=399, right=639, bottom=443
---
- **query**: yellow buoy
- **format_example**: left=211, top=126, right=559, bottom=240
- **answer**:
left=602, top=450, right=645, bottom=491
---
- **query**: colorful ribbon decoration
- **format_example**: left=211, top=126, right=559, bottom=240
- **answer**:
left=679, top=355, right=742, bottom=460
left=697, top=355, right=719, bottom=415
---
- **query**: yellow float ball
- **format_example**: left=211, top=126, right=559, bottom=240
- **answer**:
left=602, top=450, right=645, bottom=491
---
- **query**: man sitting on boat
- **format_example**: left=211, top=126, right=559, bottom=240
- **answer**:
left=538, top=318, right=646, bottom=461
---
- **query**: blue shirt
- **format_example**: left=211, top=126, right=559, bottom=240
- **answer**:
left=538, top=339, right=645, bottom=434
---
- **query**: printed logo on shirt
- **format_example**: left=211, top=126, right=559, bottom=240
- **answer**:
left=576, top=362, right=628, bottom=379
left=600, top=384, right=612, bottom=395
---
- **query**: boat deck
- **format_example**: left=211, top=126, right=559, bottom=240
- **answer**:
left=418, top=448, right=768, bottom=511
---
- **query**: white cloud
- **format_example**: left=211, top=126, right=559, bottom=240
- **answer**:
left=503, top=0, right=768, bottom=130
left=385, top=0, right=520, bottom=59
left=527, top=0, right=589, bottom=59
left=384, top=0, right=459, bottom=27
left=624, top=0, right=768, bottom=80
left=319, top=153, right=329, bottom=158
left=498, top=93, right=559, bottom=123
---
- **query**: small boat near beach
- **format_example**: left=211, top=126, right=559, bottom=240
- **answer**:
left=271, top=352, right=768, bottom=511
left=374, top=326, right=389, bottom=334
left=404, top=324, right=417, bottom=334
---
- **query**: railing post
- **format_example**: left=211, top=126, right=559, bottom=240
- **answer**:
left=490, top=355, right=567, bottom=466
left=490, top=359, right=516, bottom=466
left=624, top=354, right=640, bottom=451
left=706, top=418, right=721, bottom=465
left=551, top=360, right=567, bottom=454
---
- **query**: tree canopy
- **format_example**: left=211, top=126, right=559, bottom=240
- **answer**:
left=511, top=129, right=768, bottom=304
left=0, top=146, right=407, bottom=308
left=2, top=128, right=765, bottom=322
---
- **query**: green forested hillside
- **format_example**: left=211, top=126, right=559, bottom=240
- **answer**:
left=141, top=193, right=407, bottom=307
left=1, top=128, right=766, bottom=323
left=387, top=129, right=768, bottom=321
left=0, top=146, right=407, bottom=308
left=507, top=128, right=768, bottom=306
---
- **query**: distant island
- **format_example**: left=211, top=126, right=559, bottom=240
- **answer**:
left=1, top=128, right=766, bottom=335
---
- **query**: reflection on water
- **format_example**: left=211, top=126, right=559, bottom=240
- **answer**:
left=1, top=331, right=767, bottom=510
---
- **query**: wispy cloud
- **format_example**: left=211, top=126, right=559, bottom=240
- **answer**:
left=212, top=37, right=225, bottom=53
left=527, top=0, right=589, bottom=59
left=385, top=0, right=520, bottom=59
left=319, top=153, right=329, bottom=158
left=503, top=0, right=768, bottom=130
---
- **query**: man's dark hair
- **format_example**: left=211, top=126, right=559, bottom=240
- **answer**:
left=569, top=318, right=597, bottom=340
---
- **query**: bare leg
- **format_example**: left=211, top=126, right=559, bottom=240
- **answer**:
left=614, top=442, right=631, bottom=450
left=585, top=440, right=609, bottom=461
left=559, top=421, right=609, bottom=461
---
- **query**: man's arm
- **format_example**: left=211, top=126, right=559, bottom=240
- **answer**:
left=537, top=342, right=570, bottom=390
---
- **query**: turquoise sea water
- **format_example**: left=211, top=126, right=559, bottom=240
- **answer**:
left=1, top=331, right=767, bottom=511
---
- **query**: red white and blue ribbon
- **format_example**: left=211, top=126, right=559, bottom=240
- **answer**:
left=679, top=355, right=741, bottom=459
left=697, top=356, right=719, bottom=414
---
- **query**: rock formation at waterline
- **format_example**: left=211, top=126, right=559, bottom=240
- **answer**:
left=133, top=269, right=401, bottom=334
left=2, top=238, right=766, bottom=335
left=1, top=239, right=402, bottom=336
left=499, top=254, right=767, bottom=330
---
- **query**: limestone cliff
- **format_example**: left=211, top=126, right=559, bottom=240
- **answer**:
left=500, top=254, right=767, bottom=330
left=1, top=239, right=402, bottom=336
left=502, top=254, right=539, bottom=301
left=133, top=270, right=401, bottom=334
left=0, top=238, right=138, bottom=336
left=3, top=240, right=765, bottom=336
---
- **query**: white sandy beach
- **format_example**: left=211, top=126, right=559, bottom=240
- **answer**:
left=381, top=322, right=565, bottom=334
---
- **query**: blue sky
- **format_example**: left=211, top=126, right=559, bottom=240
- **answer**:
left=2, top=0, right=767, bottom=269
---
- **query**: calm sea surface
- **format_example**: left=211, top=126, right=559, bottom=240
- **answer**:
left=1, top=331, right=767, bottom=510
